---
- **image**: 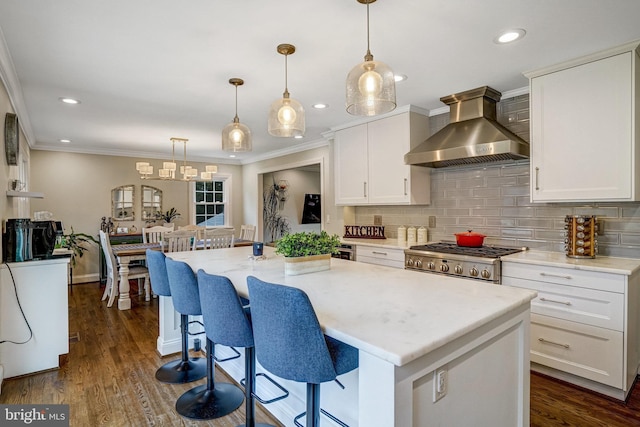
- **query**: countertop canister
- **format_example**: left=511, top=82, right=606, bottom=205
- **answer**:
left=417, top=226, right=427, bottom=244
left=397, top=226, right=406, bottom=243
left=407, top=226, right=417, bottom=245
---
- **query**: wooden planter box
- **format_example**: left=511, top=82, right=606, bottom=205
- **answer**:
left=283, top=253, right=331, bottom=276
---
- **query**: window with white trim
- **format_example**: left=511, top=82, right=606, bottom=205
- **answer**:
left=194, top=179, right=227, bottom=226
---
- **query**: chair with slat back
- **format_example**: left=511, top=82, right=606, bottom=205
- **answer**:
left=201, top=228, right=234, bottom=250
left=142, top=225, right=174, bottom=249
left=239, top=224, right=256, bottom=241
left=99, top=230, right=150, bottom=306
left=164, top=230, right=197, bottom=252
left=178, top=225, right=205, bottom=241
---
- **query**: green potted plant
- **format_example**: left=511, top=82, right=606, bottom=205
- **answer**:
left=156, top=207, right=180, bottom=225
left=61, top=227, right=98, bottom=267
left=275, top=231, right=341, bottom=275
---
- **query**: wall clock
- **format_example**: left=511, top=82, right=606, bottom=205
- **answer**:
left=5, top=112, right=19, bottom=166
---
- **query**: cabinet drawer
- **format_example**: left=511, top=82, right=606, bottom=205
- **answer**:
left=502, top=276, right=624, bottom=331
left=530, top=314, right=623, bottom=388
left=502, top=262, right=625, bottom=293
left=356, top=246, right=405, bottom=269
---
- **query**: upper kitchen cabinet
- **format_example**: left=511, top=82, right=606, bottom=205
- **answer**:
left=333, top=106, right=431, bottom=206
left=526, top=41, right=640, bottom=203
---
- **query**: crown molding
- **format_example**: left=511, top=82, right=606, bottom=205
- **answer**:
left=0, top=26, right=35, bottom=147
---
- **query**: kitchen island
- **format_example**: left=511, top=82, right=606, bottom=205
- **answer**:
left=161, top=246, right=536, bottom=426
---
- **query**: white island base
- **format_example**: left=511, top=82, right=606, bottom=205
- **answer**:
left=159, top=247, right=535, bottom=426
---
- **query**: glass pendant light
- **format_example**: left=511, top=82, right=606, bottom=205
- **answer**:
left=222, top=78, right=252, bottom=152
left=268, top=44, right=305, bottom=137
left=346, top=0, right=396, bottom=116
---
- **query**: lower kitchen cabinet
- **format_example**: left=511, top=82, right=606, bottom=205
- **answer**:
left=501, top=254, right=640, bottom=400
left=356, top=245, right=405, bottom=269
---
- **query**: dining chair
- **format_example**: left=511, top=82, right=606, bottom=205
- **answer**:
left=164, top=230, right=197, bottom=252
left=99, top=230, right=150, bottom=306
left=178, top=224, right=205, bottom=241
left=142, top=225, right=174, bottom=249
left=201, top=228, right=234, bottom=249
left=239, top=224, right=256, bottom=241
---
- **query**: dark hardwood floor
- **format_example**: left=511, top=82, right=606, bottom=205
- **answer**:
left=0, top=281, right=282, bottom=426
left=2, top=281, right=640, bottom=426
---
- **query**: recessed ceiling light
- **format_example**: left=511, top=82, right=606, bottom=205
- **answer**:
left=394, top=74, right=408, bottom=82
left=494, top=29, right=526, bottom=44
left=59, top=139, right=71, bottom=143
left=312, top=103, right=328, bottom=109
left=229, top=154, right=236, bottom=158
left=294, top=135, right=303, bottom=139
left=59, top=97, right=80, bottom=104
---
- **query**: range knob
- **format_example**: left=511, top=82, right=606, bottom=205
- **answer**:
left=454, top=265, right=463, bottom=274
left=406, top=258, right=414, bottom=267
left=440, top=264, right=449, bottom=272
left=427, top=261, right=436, bottom=270
left=469, top=267, right=479, bottom=277
left=481, top=269, right=491, bottom=279
left=415, top=260, right=423, bottom=268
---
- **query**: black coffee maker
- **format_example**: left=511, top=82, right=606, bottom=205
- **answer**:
left=3, top=218, right=33, bottom=262
left=32, top=220, right=58, bottom=259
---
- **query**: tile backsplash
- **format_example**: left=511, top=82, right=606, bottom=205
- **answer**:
left=354, top=94, right=640, bottom=259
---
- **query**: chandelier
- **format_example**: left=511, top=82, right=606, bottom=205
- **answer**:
left=135, top=137, right=218, bottom=181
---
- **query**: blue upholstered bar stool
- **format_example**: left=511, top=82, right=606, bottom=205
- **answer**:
left=197, top=270, right=288, bottom=427
left=247, top=276, right=359, bottom=427
left=165, top=258, right=244, bottom=420
left=145, top=249, right=206, bottom=384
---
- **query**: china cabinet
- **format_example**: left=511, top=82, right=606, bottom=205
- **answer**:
left=526, top=41, right=640, bottom=202
left=333, top=106, right=431, bottom=206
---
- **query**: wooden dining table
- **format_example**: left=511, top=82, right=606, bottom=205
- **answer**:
left=111, top=242, right=161, bottom=310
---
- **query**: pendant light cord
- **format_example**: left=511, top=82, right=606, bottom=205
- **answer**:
left=234, top=84, right=239, bottom=121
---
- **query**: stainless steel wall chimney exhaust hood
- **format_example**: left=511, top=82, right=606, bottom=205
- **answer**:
left=404, top=86, right=529, bottom=168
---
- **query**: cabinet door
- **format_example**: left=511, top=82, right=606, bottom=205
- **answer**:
left=367, top=114, right=411, bottom=204
left=334, top=123, right=369, bottom=205
left=530, top=51, right=634, bottom=202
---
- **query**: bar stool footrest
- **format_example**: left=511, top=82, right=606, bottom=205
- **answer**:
left=240, top=372, right=289, bottom=405
left=293, top=409, right=349, bottom=427
left=213, top=345, right=241, bottom=362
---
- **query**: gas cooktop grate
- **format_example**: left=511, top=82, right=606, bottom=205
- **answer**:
left=408, top=242, right=523, bottom=258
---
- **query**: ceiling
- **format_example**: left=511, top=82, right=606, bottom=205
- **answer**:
left=1, top=0, right=640, bottom=165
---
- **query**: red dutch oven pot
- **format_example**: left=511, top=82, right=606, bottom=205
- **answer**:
left=454, top=230, right=486, bottom=247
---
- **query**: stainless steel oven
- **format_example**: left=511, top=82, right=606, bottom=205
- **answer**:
left=404, top=242, right=525, bottom=284
left=332, top=243, right=356, bottom=261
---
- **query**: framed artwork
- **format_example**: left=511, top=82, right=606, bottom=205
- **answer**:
left=301, top=194, right=321, bottom=224
left=5, top=113, right=19, bottom=166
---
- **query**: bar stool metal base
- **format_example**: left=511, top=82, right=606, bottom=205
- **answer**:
left=176, top=382, right=244, bottom=420
left=155, top=357, right=207, bottom=384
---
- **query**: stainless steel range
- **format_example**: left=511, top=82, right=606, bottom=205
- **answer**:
left=404, top=242, right=525, bottom=284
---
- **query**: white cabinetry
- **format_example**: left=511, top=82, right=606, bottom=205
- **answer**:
left=356, top=245, right=405, bottom=269
left=525, top=41, right=640, bottom=202
left=333, top=107, right=431, bottom=205
left=502, top=259, right=640, bottom=400
left=0, top=259, right=70, bottom=379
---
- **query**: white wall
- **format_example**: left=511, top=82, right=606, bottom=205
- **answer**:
left=263, top=168, right=321, bottom=240
left=241, top=143, right=346, bottom=241
left=29, top=151, right=244, bottom=282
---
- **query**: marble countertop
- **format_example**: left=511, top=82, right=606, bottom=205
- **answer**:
left=501, top=250, right=640, bottom=276
left=168, top=246, right=536, bottom=367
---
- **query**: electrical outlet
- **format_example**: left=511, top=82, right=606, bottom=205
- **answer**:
left=374, top=215, right=382, bottom=225
left=433, top=368, right=447, bottom=402
left=428, top=216, right=436, bottom=228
